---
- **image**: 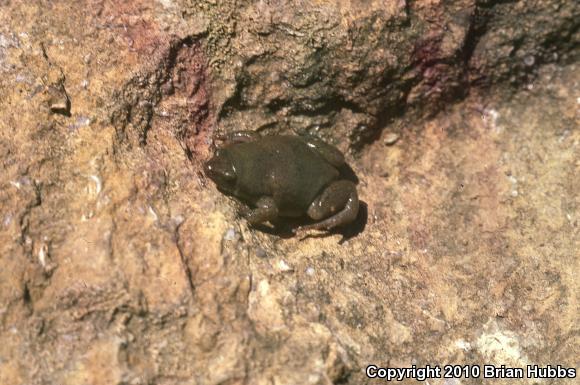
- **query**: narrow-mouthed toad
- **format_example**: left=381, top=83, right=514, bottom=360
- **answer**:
left=205, top=131, right=359, bottom=231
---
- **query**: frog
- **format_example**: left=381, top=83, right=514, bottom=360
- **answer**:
left=204, top=131, right=359, bottom=231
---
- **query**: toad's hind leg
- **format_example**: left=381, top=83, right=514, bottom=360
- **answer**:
left=303, top=180, right=359, bottom=230
left=244, top=196, right=279, bottom=226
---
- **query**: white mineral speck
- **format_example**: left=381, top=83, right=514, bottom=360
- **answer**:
left=38, top=244, right=47, bottom=267
left=89, top=175, right=102, bottom=195
left=383, top=132, right=400, bottom=145
left=455, top=339, right=472, bottom=351
left=483, top=108, right=501, bottom=133
left=148, top=206, right=158, bottom=221
left=277, top=260, right=293, bottom=272
left=223, top=228, right=236, bottom=241
left=172, top=215, right=184, bottom=226
left=523, top=55, right=535, bottom=67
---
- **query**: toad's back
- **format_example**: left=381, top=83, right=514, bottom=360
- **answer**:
left=226, top=136, right=339, bottom=214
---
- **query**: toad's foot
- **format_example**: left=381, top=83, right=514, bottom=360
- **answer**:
left=243, top=196, right=279, bottom=226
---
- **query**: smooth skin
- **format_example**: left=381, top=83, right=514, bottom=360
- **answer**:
left=205, top=131, right=359, bottom=231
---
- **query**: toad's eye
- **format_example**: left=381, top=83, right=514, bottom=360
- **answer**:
left=204, top=150, right=236, bottom=189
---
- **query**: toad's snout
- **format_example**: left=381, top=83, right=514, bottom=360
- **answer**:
left=203, top=151, right=236, bottom=185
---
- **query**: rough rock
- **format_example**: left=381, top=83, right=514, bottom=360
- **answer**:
left=0, top=1, right=578, bottom=385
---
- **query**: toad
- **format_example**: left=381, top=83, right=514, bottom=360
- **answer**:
left=204, top=131, right=359, bottom=231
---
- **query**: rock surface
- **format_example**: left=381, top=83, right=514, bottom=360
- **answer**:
left=0, top=1, right=578, bottom=384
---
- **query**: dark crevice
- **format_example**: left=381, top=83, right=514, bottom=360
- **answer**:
left=293, top=97, right=366, bottom=118
left=22, top=283, right=32, bottom=305
left=460, top=4, right=487, bottom=67
left=214, top=0, right=574, bottom=156
left=218, top=76, right=248, bottom=120
left=175, top=222, right=195, bottom=299
left=541, top=18, right=580, bottom=61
